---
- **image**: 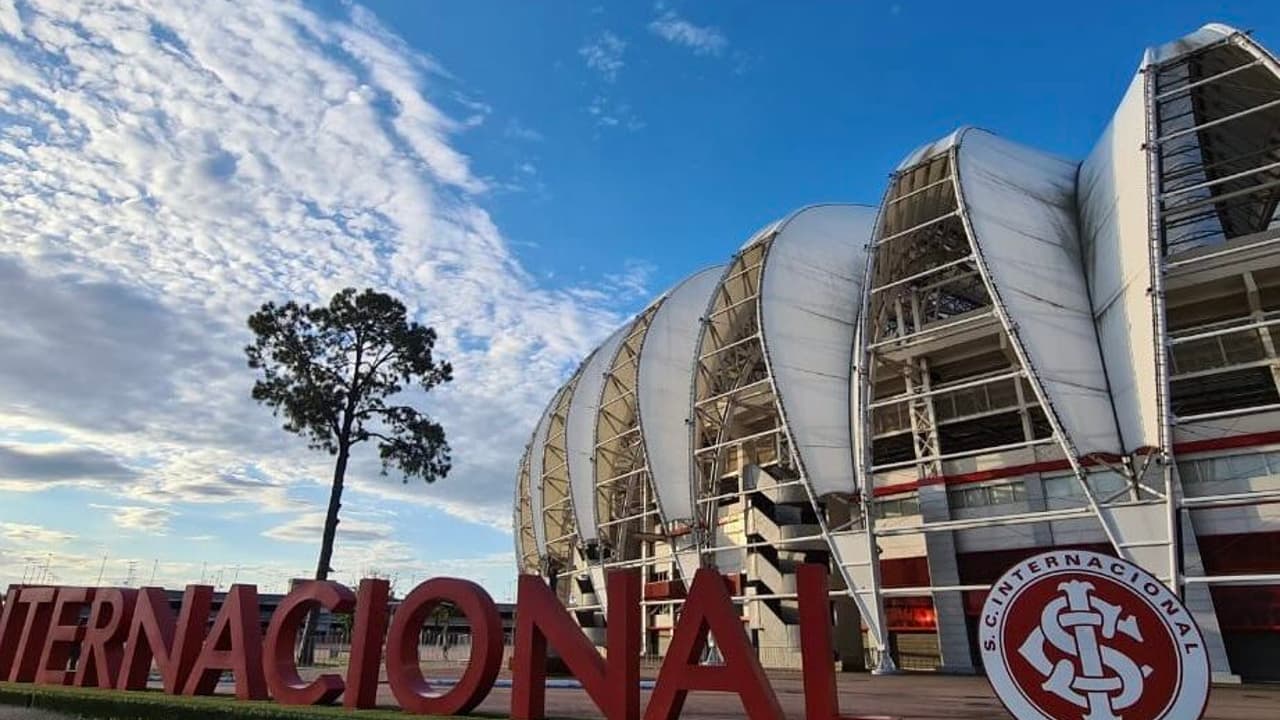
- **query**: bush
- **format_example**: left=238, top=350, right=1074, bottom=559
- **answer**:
left=0, top=683, right=499, bottom=720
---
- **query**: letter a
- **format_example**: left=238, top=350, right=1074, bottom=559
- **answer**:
left=511, top=569, right=641, bottom=720
left=644, top=568, right=783, bottom=720
left=183, top=584, right=267, bottom=700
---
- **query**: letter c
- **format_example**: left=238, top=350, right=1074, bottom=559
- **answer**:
left=263, top=581, right=356, bottom=705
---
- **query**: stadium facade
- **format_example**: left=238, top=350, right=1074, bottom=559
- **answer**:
left=512, top=24, right=1280, bottom=682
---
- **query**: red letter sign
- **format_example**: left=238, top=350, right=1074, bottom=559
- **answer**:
left=183, top=584, right=267, bottom=700
left=0, top=586, right=31, bottom=680
left=797, top=564, right=882, bottom=720
left=263, top=581, right=355, bottom=705
left=385, top=578, right=503, bottom=716
left=75, top=588, right=136, bottom=689
left=36, top=587, right=95, bottom=685
left=7, top=586, right=57, bottom=683
left=644, top=569, right=783, bottom=720
left=344, top=578, right=389, bottom=710
left=118, top=585, right=212, bottom=693
left=511, top=569, right=641, bottom=720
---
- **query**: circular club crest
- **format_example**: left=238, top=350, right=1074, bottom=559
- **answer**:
left=979, top=550, right=1209, bottom=720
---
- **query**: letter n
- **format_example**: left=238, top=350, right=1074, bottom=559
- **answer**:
left=644, top=568, right=783, bottom=720
left=511, top=568, right=640, bottom=720
left=117, top=585, right=212, bottom=693
left=182, top=584, right=267, bottom=700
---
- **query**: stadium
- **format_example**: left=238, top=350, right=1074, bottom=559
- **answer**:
left=512, top=23, right=1280, bottom=682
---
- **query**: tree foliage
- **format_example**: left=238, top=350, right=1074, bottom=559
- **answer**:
left=245, top=287, right=453, bottom=483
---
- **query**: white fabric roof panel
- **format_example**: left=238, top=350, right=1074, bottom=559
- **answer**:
left=1148, top=23, right=1239, bottom=65
left=954, top=129, right=1123, bottom=457
left=527, top=383, right=569, bottom=557
left=895, top=128, right=963, bottom=172
left=564, top=324, right=630, bottom=542
left=760, top=204, right=874, bottom=498
left=1077, top=72, right=1160, bottom=452
left=637, top=266, right=726, bottom=525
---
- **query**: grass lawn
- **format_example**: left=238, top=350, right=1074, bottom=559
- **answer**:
left=0, top=682, right=508, bottom=720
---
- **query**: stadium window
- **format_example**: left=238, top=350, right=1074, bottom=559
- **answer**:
left=1178, top=450, right=1280, bottom=485
left=874, top=494, right=921, bottom=518
left=1043, top=471, right=1127, bottom=499
left=1091, top=471, right=1128, bottom=496
left=1043, top=475, right=1080, bottom=499
left=947, top=480, right=1026, bottom=508
left=1169, top=366, right=1280, bottom=417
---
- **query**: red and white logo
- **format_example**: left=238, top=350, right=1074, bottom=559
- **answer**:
left=979, top=550, right=1209, bottom=720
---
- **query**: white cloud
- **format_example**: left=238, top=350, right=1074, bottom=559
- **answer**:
left=648, top=9, right=727, bottom=56
left=0, top=522, right=75, bottom=545
left=89, top=504, right=176, bottom=535
left=263, top=512, right=395, bottom=544
left=0, top=0, right=646, bottom=542
left=579, top=30, right=626, bottom=82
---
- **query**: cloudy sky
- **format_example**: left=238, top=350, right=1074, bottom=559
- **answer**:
left=0, top=0, right=1273, bottom=599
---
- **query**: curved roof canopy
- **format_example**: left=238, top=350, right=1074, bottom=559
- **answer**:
left=951, top=128, right=1122, bottom=457
left=526, top=382, right=569, bottom=558
left=760, top=205, right=875, bottom=496
left=637, top=266, right=726, bottom=525
left=565, top=325, right=630, bottom=544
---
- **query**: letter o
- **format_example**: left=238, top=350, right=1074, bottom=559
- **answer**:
left=263, top=581, right=356, bottom=705
left=385, top=577, right=502, bottom=716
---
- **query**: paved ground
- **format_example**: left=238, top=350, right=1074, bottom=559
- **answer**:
left=368, top=663, right=1280, bottom=719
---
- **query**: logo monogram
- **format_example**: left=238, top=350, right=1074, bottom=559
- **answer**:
left=979, top=550, right=1210, bottom=720
left=1018, top=579, right=1152, bottom=720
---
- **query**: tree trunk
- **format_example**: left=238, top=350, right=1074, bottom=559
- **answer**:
left=298, top=443, right=350, bottom=666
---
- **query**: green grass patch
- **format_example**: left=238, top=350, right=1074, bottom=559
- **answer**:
left=0, top=682, right=508, bottom=720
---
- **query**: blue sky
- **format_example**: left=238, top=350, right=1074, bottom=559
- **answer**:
left=0, top=0, right=1275, bottom=600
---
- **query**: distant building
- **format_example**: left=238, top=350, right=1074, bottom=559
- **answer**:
left=513, top=23, right=1280, bottom=682
left=163, top=588, right=517, bottom=646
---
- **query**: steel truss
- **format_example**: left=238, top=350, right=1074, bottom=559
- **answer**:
left=538, top=369, right=587, bottom=603
left=589, top=301, right=665, bottom=593
left=1144, top=31, right=1280, bottom=681
left=688, top=222, right=895, bottom=672
left=514, top=446, right=540, bottom=574
left=853, top=137, right=1178, bottom=673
